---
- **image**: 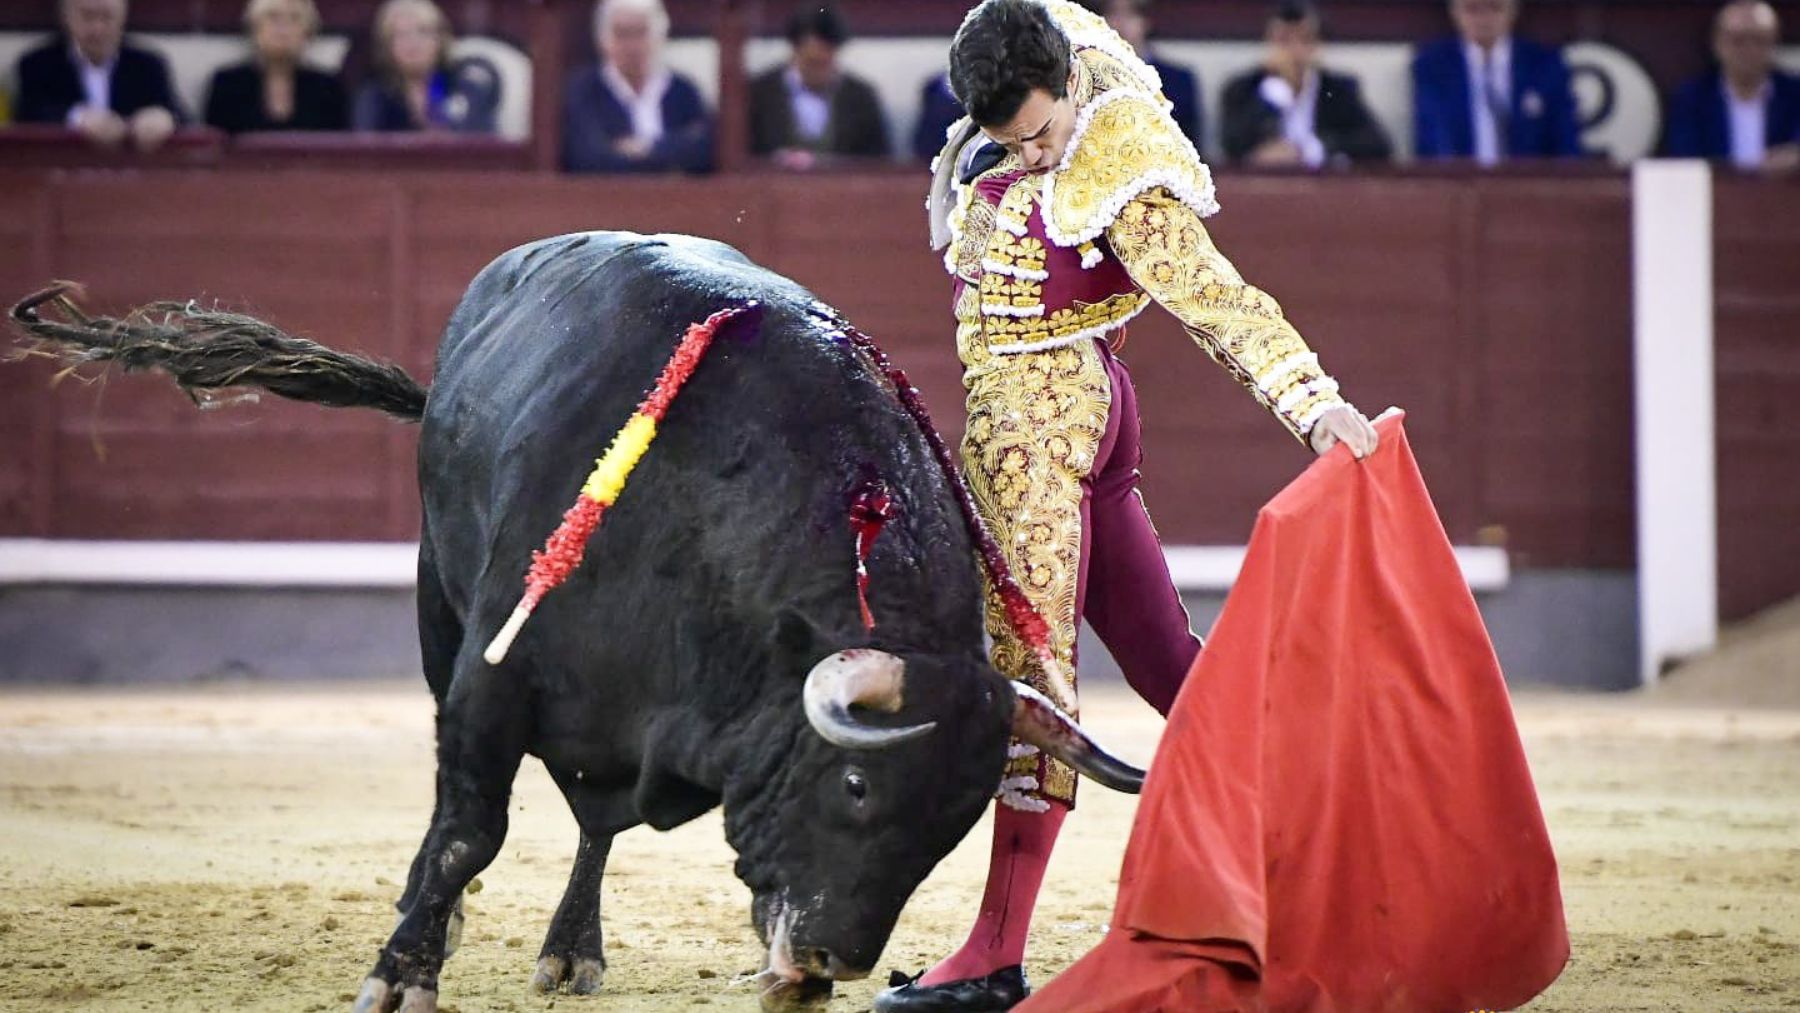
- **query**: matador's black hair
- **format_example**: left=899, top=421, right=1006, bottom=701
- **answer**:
left=948, top=0, right=1073, bottom=127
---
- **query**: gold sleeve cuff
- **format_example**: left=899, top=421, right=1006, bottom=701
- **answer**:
left=1106, top=188, right=1348, bottom=442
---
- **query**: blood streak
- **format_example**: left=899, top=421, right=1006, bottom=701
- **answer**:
left=848, top=480, right=897, bottom=631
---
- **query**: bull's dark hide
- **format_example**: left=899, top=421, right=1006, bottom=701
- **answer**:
left=8, top=232, right=1132, bottom=1013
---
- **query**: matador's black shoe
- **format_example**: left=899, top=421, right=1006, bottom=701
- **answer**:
left=872, top=965, right=1030, bottom=1012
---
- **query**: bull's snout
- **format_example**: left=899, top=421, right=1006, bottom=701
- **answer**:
left=761, top=900, right=875, bottom=987
left=790, top=945, right=870, bottom=982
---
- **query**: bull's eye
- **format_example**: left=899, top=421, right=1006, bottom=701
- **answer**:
left=844, top=770, right=868, bottom=802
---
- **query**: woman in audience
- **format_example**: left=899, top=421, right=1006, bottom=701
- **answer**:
left=352, top=0, right=499, bottom=133
left=205, top=0, right=347, bottom=133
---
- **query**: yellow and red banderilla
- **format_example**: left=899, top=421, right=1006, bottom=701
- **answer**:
left=483, top=304, right=754, bottom=665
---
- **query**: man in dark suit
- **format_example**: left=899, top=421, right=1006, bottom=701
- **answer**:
left=14, top=0, right=184, bottom=150
left=749, top=5, right=890, bottom=170
left=1411, top=0, right=1579, bottom=163
left=1222, top=0, right=1392, bottom=167
left=1666, top=0, right=1800, bottom=172
left=562, top=0, right=713, bottom=173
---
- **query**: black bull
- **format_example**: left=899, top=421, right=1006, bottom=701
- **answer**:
left=9, top=232, right=1148, bottom=1012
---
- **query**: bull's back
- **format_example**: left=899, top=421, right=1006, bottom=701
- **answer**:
left=432, top=231, right=774, bottom=389
left=419, top=230, right=805, bottom=501
left=413, top=231, right=867, bottom=613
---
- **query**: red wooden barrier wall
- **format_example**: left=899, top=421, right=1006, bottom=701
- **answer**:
left=0, top=169, right=1792, bottom=618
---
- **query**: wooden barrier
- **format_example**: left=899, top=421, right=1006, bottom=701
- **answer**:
left=0, top=168, right=1792, bottom=617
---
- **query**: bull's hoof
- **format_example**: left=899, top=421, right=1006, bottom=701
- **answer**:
left=759, top=976, right=833, bottom=1012
left=352, top=977, right=438, bottom=1013
left=529, top=955, right=565, bottom=994
left=351, top=977, right=395, bottom=1013
left=569, top=958, right=605, bottom=994
left=531, top=954, right=605, bottom=995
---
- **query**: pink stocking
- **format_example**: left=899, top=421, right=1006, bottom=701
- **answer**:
left=918, top=799, right=1070, bottom=985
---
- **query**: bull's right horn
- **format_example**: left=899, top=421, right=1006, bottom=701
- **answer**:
left=803, top=650, right=937, bottom=750
left=1011, top=683, right=1147, bottom=794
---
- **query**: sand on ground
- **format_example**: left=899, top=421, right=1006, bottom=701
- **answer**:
left=1, top=681, right=1797, bottom=1013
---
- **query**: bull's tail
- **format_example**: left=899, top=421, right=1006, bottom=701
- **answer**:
left=9, top=283, right=428, bottom=421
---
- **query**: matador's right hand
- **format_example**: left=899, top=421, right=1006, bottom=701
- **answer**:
left=1308, top=405, right=1379, bottom=460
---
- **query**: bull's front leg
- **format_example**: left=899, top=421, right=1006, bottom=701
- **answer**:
left=354, top=661, right=527, bottom=1013
left=531, top=831, right=613, bottom=994
left=393, top=802, right=466, bottom=959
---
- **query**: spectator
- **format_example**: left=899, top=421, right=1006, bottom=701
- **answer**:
left=562, top=0, right=712, bottom=173
left=1412, top=0, right=1579, bottom=164
left=1222, top=0, right=1392, bottom=168
left=749, top=5, right=890, bottom=169
left=14, top=0, right=183, bottom=151
left=1665, top=0, right=1800, bottom=172
left=353, top=0, right=499, bottom=133
left=1078, top=0, right=1202, bottom=149
left=205, top=0, right=348, bottom=134
left=912, top=72, right=964, bottom=162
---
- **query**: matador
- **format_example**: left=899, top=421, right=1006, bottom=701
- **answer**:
left=877, top=1, right=1380, bottom=1009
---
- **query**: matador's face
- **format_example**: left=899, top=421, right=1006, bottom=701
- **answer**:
left=979, top=81, right=1079, bottom=177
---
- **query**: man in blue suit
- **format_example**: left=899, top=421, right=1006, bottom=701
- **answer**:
left=1412, top=0, right=1580, bottom=164
left=1665, top=0, right=1799, bottom=172
left=911, top=72, right=966, bottom=162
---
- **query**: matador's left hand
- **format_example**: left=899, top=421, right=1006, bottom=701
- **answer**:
left=1309, top=405, right=1379, bottom=460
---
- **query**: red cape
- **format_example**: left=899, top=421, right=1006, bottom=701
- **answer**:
left=1019, top=415, right=1568, bottom=1012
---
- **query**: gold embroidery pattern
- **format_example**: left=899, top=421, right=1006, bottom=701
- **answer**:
left=977, top=168, right=1150, bottom=354
left=959, top=300, right=1111, bottom=808
left=979, top=274, right=1045, bottom=317
left=1045, top=88, right=1218, bottom=249
left=943, top=135, right=1121, bottom=808
left=994, top=173, right=1038, bottom=237
left=951, top=195, right=995, bottom=283
left=984, top=233, right=1048, bottom=277
left=977, top=292, right=1147, bottom=352
left=1074, top=47, right=1159, bottom=106
left=978, top=178, right=1051, bottom=328
left=1106, top=188, right=1346, bottom=440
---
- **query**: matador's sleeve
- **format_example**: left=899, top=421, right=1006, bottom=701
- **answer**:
left=1106, top=189, right=1350, bottom=442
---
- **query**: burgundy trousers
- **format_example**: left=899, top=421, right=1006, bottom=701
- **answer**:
left=1076, top=340, right=1205, bottom=717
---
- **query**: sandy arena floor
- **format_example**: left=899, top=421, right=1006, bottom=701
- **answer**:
left=1, top=682, right=1797, bottom=1013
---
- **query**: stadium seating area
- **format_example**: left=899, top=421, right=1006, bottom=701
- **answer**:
left=3, top=3, right=1797, bottom=169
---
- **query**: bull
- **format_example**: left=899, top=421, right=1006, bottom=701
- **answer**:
left=9, top=231, right=1146, bottom=1012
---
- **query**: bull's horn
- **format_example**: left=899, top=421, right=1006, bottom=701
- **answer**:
left=1011, top=683, right=1147, bottom=794
left=803, top=650, right=937, bottom=750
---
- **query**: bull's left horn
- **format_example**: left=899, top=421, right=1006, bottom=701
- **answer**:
left=803, top=650, right=937, bottom=750
left=1011, top=683, right=1147, bottom=794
